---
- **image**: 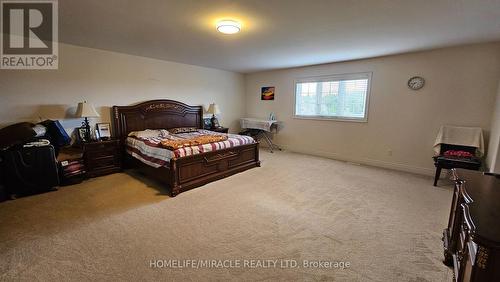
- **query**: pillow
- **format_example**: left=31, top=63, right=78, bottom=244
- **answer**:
left=32, top=124, right=47, bottom=137
left=128, top=129, right=169, bottom=139
left=168, top=127, right=198, bottom=134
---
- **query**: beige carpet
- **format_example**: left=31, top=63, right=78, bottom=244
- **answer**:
left=0, top=151, right=453, bottom=281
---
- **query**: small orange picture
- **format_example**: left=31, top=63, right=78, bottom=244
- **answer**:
left=261, top=86, right=275, bottom=100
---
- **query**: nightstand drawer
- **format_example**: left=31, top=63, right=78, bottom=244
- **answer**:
left=86, top=157, right=121, bottom=178
left=85, top=141, right=118, bottom=151
left=82, top=140, right=121, bottom=178
left=85, top=147, right=118, bottom=159
left=87, top=155, right=119, bottom=169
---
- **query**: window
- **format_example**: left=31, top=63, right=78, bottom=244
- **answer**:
left=294, top=73, right=371, bottom=121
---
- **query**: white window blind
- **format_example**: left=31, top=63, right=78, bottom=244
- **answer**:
left=294, top=73, right=371, bottom=121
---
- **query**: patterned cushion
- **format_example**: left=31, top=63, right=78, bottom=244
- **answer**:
left=443, top=150, right=474, bottom=158
left=160, top=134, right=228, bottom=150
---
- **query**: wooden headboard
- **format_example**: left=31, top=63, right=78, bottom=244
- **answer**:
left=112, top=100, right=203, bottom=140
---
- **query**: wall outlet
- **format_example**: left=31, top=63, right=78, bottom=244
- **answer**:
left=387, top=149, right=393, bottom=156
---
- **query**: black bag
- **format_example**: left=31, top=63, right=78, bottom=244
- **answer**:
left=0, top=183, right=7, bottom=202
left=0, top=122, right=36, bottom=150
left=0, top=144, right=59, bottom=198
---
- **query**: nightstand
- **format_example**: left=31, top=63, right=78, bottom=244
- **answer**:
left=83, top=139, right=122, bottom=178
left=211, top=127, right=229, bottom=133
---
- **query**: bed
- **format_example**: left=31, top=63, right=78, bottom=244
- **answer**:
left=112, top=100, right=260, bottom=196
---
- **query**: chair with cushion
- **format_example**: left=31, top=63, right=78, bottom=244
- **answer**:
left=433, top=144, right=481, bottom=186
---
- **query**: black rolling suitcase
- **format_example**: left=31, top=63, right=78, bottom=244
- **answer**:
left=0, top=183, right=7, bottom=202
left=0, top=144, right=59, bottom=198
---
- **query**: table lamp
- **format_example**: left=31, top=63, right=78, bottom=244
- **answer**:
left=75, top=101, right=99, bottom=142
left=207, top=103, right=221, bottom=129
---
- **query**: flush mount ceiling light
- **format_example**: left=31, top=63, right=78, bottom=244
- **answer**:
left=216, top=20, right=241, bottom=34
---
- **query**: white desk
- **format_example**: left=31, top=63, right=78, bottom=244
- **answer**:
left=240, top=118, right=281, bottom=153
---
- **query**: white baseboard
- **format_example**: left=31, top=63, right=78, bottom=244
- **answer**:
left=272, top=144, right=435, bottom=176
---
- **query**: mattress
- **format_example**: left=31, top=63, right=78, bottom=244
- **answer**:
left=126, top=129, right=255, bottom=168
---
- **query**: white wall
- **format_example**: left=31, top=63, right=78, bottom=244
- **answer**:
left=1, top=42, right=499, bottom=176
left=245, top=43, right=500, bottom=175
left=0, top=43, right=245, bottom=135
left=486, top=80, right=500, bottom=173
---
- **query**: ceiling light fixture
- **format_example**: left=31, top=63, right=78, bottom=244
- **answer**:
left=216, top=20, right=241, bottom=34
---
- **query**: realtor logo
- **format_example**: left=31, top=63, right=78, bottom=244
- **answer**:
left=1, top=0, right=58, bottom=69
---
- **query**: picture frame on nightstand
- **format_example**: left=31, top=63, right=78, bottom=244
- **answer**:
left=211, top=117, right=220, bottom=129
left=203, top=118, right=212, bottom=129
left=76, top=127, right=88, bottom=143
left=96, top=123, right=111, bottom=140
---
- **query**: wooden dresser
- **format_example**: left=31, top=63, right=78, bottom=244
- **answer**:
left=443, top=169, right=500, bottom=281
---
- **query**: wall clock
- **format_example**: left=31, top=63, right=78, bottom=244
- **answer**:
left=408, top=76, right=425, bottom=90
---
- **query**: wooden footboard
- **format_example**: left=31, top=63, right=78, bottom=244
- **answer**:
left=169, top=143, right=260, bottom=196
left=126, top=143, right=260, bottom=196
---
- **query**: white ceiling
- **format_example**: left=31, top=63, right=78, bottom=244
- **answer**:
left=60, top=0, right=500, bottom=73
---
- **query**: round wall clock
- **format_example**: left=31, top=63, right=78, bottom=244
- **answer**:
left=408, top=76, right=425, bottom=90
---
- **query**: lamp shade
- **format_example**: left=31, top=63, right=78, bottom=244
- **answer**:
left=207, top=103, right=221, bottom=115
left=75, top=101, right=100, bottom=118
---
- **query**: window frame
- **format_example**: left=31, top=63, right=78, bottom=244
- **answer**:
left=293, top=72, right=372, bottom=122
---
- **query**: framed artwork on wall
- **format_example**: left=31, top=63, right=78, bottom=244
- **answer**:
left=261, top=86, right=275, bottom=100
